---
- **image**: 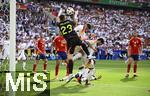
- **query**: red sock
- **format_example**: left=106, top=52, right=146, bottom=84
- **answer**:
left=43, top=63, right=47, bottom=70
left=55, top=64, right=59, bottom=76
left=33, top=64, right=37, bottom=72
left=127, top=63, right=131, bottom=73
left=133, top=64, right=137, bottom=73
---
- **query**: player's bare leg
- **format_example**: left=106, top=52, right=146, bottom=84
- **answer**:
left=64, top=60, right=69, bottom=76
left=59, top=60, right=69, bottom=81
left=33, top=59, right=38, bottom=74
left=55, top=60, right=60, bottom=80
left=125, top=57, right=133, bottom=78
left=133, top=60, right=138, bottom=77
left=43, top=59, right=49, bottom=74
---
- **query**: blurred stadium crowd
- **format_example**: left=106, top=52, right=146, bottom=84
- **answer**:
left=0, top=0, right=149, bottom=59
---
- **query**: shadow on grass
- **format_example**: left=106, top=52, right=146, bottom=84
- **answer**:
left=120, top=77, right=137, bottom=82
left=49, top=78, right=57, bottom=82
left=48, top=84, right=88, bottom=96
left=37, top=89, right=50, bottom=96
left=31, top=80, right=51, bottom=96
left=49, top=78, right=77, bottom=83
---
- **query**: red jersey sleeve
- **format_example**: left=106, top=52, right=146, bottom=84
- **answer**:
left=54, top=36, right=67, bottom=52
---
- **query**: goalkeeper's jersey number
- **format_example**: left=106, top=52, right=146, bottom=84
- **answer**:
left=60, top=24, right=73, bottom=35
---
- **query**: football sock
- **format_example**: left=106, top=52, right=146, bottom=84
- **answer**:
left=33, top=64, right=37, bottom=72
left=133, top=63, right=137, bottom=74
left=127, top=63, right=131, bottom=73
left=55, top=64, right=59, bottom=76
left=68, top=59, right=73, bottom=74
left=43, top=63, right=47, bottom=71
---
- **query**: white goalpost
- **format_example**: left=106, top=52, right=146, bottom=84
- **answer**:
left=9, top=0, right=16, bottom=75
left=9, top=0, right=16, bottom=96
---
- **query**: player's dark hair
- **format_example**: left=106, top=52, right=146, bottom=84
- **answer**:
left=59, top=15, right=65, bottom=21
left=5, top=36, right=9, bottom=40
left=34, top=35, right=39, bottom=40
left=97, top=38, right=104, bottom=44
left=86, top=23, right=92, bottom=29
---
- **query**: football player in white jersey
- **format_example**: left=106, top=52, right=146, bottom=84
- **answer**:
left=74, top=23, right=97, bottom=59
left=60, top=23, right=93, bottom=81
left=73, top=23, right=97, bottom=63
left=2, top=37, right=10, bottom=60
left=73, top=23, right=94, bottom=61
left=66, top=38, right=104, bottom=84
left=72, top=38, right=104, bottom=80
left=17, top=40, right=29, bottom=71
left=66, top=59, right=98, bottom=85
left=0, top=36, right=10, bottom=71
left=74, top=24, right=92, bottom=40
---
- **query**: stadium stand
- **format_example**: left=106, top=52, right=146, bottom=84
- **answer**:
left=0, top=0, right=149, bottom=60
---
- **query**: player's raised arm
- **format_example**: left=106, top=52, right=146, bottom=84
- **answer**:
left=56, top=6, right=65, bottom=23
left=70, top=13, right=78, bottom=27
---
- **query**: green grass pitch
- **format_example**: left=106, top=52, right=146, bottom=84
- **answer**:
left=50, top=60, right=150, bottom=96
left=0, top=60, right=150, bottom=96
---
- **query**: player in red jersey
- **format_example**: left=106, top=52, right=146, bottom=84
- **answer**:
left=33, top=33, right=48, bottom=74
left=126, top=31, right=142, bottom=78
left=53, top=35, right=69, bottom=80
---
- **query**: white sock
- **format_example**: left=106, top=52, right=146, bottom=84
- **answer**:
left=133, top=73, right=137, bottom=75
left=23, top=62, right=26, bottom=69
left=73, top=53, right=82, bottom=61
